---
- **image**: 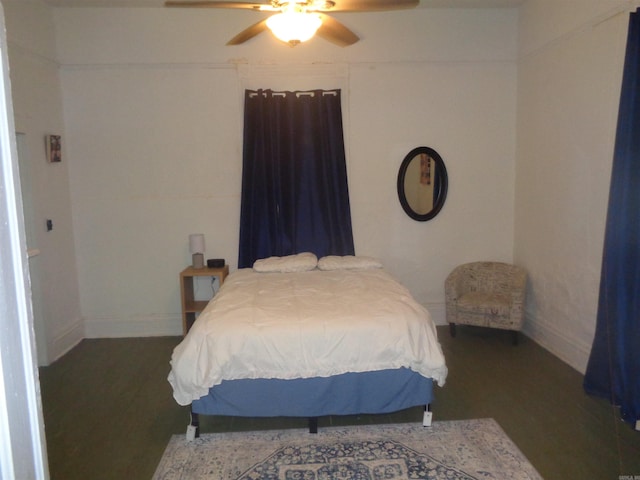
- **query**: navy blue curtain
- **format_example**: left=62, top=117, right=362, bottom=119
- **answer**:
left=238, top=89, right=355, bottom=268
left=583, top=9, right=640, bottom=428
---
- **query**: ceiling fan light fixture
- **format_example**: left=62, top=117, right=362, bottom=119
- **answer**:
left=266, top=9, right=322, bottom=46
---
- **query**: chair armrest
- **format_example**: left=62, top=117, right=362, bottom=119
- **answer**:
left=444, top=269, right=462, bottom=301
left=508, top=270, right=528, bottom=326
left=445, top=268, right=466, bottom=324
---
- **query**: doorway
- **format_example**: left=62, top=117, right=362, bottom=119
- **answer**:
left=16, top=132, right=47, bottom=366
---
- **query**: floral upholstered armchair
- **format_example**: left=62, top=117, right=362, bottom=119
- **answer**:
left=445, top=262, right=527, bottom=345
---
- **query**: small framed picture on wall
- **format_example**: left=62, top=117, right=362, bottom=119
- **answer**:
left=45, top=135, right=62, bottom=163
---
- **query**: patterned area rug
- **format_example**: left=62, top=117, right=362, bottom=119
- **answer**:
left=153, top=419, right=542, bottom=480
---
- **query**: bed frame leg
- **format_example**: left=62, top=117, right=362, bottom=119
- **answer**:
left=308, top=417, right=318, bottom=434
left=423, top=404, right=433, bottom=427
left=186, top=407, right=200, bottom=441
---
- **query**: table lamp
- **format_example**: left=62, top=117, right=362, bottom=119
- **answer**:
left=189, top=234, right=205, bottom=269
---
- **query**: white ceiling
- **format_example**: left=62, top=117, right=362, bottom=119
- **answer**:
left=42, top=0, right=525, bottom=8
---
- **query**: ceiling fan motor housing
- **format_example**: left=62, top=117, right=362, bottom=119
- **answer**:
left=272, top=1, right=336, bottom=10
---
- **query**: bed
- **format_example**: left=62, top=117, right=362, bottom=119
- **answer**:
left=168, top=253, right=448, bottom=435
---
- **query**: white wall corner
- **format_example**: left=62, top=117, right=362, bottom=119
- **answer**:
left=48, top=318, right=84, bottom=365
left=84, top=314, right=182, bottom=339
left=522, top=314, right=592, bottom=375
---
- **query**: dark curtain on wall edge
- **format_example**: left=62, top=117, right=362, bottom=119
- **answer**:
left=583, top=8, right=640, bottom=429
left=238, top=89, right=355, bottom=268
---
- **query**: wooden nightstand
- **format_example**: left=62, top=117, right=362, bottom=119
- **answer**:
left=180, top=265, right=229, bottom=334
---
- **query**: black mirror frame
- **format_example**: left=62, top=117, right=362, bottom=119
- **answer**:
left=397, top=146, right=448, bottom=222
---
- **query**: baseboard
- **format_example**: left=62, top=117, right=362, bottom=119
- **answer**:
left=84, top=314, right=182, bottom=338
left=425, top=302, right=446, bottom=326
left=83, top=307, right=446, bottom=338
left=522, top=315, right=592, bottom=374
left=428, top=303, right=590, bottom=373
left=49, top=318, right=84, bottom=365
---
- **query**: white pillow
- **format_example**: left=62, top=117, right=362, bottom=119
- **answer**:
left=317, top=255, right=383, bottom=271
left=253, top=252, right=318, bottom=273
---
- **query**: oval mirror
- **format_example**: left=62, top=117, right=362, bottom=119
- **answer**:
left=397, top=146, right=448, bottom=221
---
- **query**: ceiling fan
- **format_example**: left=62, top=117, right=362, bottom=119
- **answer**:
left=164, top=0, right=419, bottom=47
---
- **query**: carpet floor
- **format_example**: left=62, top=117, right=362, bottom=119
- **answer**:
left=153, top=418, right=542, bottom=480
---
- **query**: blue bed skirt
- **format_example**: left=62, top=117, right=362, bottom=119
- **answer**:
left=191, top=368, right=433, bottom=417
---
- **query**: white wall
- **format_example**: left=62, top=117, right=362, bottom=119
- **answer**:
left=515, top=0, right=632, bottom=372
left=9, top=0, right=634, bottom=377
left=50, top=6, right=518, bottom=337
left=4, top=0, right=82, bottom=365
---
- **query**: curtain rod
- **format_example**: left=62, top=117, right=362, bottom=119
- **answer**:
left=247, top=89, right=339, bottom=98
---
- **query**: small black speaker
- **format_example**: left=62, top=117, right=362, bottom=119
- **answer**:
left=207, top=258, right=225, bottom=268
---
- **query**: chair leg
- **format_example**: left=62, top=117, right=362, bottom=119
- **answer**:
left=512, top=330, right=518, bottom=346
left=449, top=323, right=457, bottom=338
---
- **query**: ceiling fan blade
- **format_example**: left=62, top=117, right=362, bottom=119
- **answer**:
left=165, top=1, right=276, bottom=10
left=322, top=0, right=419, bottom=12
left=226, top=18, right=269, bottom=45
left=316, top=13, right=359, bottom=47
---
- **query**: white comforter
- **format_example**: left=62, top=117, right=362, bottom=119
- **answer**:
left=169, top=268, right=448, bottom=406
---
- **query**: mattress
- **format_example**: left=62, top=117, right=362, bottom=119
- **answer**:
left=169, top=267, right=448, bottom=406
